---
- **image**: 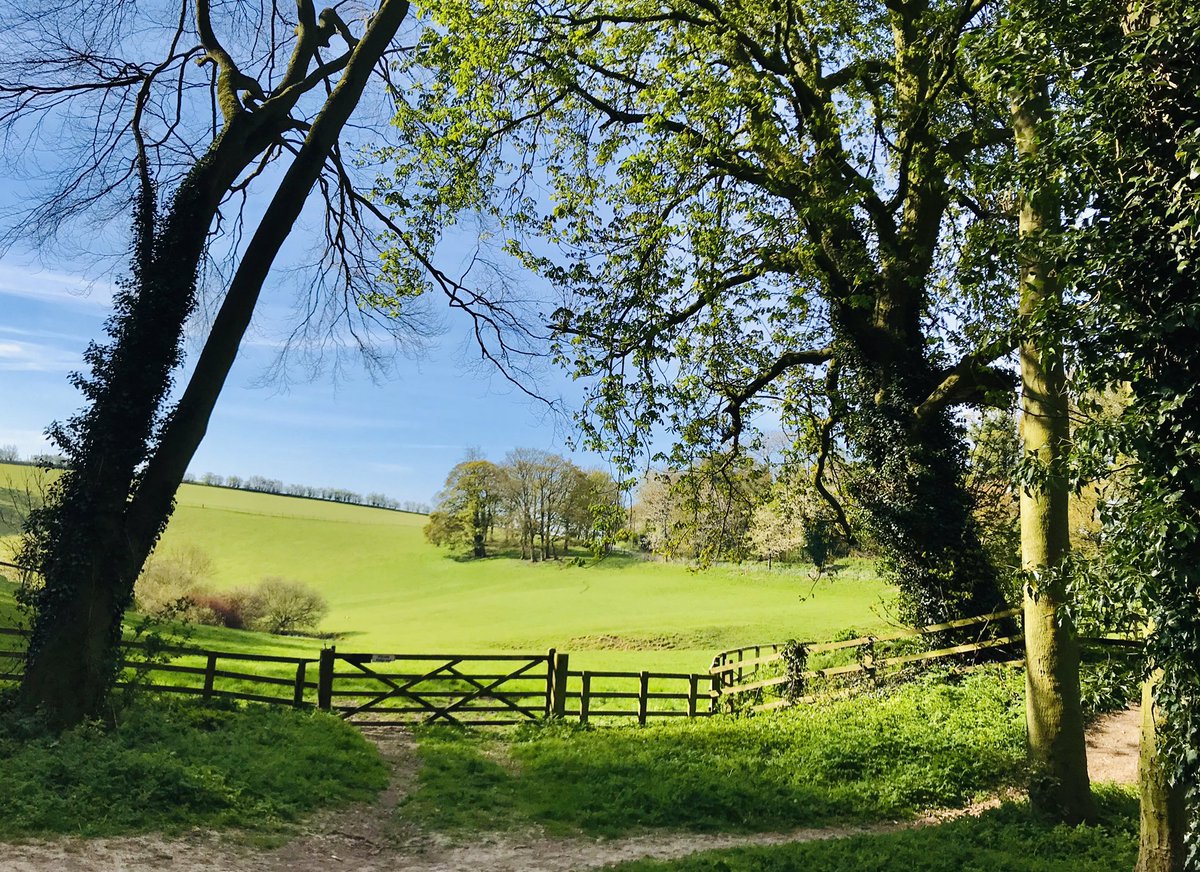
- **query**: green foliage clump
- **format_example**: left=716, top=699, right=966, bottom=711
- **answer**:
left=0, top=699, right=387, bottom=837
left=243, top=577, right=329, bottom=635
left=608, top=793, right=1138, bottom=872
left=405, top=669, right=1026, bottom=836
left=134, top=550, right=328, bottom=636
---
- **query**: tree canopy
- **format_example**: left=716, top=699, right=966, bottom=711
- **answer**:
left=377, top=0, right=1024, bottom=626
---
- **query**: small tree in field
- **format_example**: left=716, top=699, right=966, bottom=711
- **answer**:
left=245, top=578, right=328, bottom=635
left=423, top=510, right=467, bottom=550
left=748, top=501, right=805, bottom=570
left=426, top=459, right=507, bottom=557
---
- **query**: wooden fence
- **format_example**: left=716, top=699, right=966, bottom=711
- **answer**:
left=0, top=626, right=319, bottom=706
left=710, top=609, right=1028, bottom=712
left=559, top=665, right=713, bottom=724
left=709, top=609, right=1140, bottom=714
left=0, top=611, right=1142, bottom=724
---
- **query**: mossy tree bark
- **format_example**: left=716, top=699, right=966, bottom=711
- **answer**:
left=1136, top=672, right=1187, bottom=872
left=1013, top=80, right=1093, bottom=824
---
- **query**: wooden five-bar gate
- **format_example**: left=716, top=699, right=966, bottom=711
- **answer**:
left=321, top=649, right=557, bottom=726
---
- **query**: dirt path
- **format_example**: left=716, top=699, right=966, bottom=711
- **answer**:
left=1086, top=705, right=1140, bottom=786
left=0, top=712, right=1142, bottom=872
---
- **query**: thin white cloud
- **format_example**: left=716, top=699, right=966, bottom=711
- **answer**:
left=0, top=324, right=91, bottom=345
left=0, top=338, right=83, bottom=373
left=0, top=263, right=116, bottom=309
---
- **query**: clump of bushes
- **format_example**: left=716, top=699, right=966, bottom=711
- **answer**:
left=133, top=544, right=215, bottom=620
left=243, top=576, right=330, bottom=635
left=133, top=547, right=328, bottom=635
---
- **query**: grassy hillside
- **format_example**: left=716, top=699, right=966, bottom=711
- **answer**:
left=0, top=462, right=894, bottom=672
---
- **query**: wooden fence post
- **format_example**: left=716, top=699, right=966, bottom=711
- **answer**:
left=580, top=671, right=591, bottom=725
left=292, top=660, right=308, bottom=708
left=545, top=648, right=557, bottom=718
left=202, top=653, right=217, bottom=701
left=710, top=671, right=721, bottom=714
left=638, top=670, right=649, bottom=725
left=688, top=674, right=699, bottom=718
left=862, top=637, right=877, bottom=683
left=552, top=652, right=570, bottom=718
left=318, top=646, right=335, bottom=712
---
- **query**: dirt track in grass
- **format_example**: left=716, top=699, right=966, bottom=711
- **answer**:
left=0, top=710, right=1140, bottom=872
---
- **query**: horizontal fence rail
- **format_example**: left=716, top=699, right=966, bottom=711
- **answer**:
left=710, top=609, right=1027, bottom=714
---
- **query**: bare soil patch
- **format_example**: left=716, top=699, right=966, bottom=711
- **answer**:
left=1086, top=705, right=1140, bottom=786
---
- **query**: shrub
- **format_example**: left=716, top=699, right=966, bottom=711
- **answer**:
left=133, top=545, right=214, bottom=621
left=189, top=592, right=249, bottom=629
left=244, top=577, right=329, bottom=635
left=135, top=553, right=327, bottom=636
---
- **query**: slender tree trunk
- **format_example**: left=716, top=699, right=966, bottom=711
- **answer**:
left=1136, top=672, right=1188, bottom=872
left=18, top=0, right=411, bottom=727
left=1014, top=81, right=1093, bottom=824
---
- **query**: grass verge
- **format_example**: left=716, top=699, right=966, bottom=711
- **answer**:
left=0, top=697, right=388, bottom=837
left=403, top=667, right=1028, bottom=836
left=606, top=792, right=1138, bottom=871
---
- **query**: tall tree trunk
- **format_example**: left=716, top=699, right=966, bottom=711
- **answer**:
left=18, top=133, right=264, bottom=725
left=18, top=0, right=411, bottom=727
left=1013, top=80, right=1093, bottom=824
left=1136, top=672, right=1187, bottom=872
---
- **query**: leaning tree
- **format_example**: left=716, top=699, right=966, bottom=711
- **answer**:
left=0, top=0, right=532, bottom=727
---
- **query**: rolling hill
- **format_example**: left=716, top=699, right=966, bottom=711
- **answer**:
left=0, top=462, right=894, bottom=672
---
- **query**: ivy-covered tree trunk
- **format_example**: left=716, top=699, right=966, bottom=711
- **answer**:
left=840, top=343, right=1008, bottom=627
left=20, top=144, right=265, bottom=726
left=17, top=0, right=410, bottom=728
left=1137, top=672, right=1187, bottom=872
left=813, top=12, right=1013, bottom=632
left=1013, top=80, right=1093, bottom=824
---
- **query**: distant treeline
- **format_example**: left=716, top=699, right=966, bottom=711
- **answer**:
left=0, top=445, right=429, bottom=515
left=183, top=472, right=430, bottom=514
left=0, top=446, right=68, bottom=468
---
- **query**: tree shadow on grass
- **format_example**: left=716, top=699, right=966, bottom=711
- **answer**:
left=608, top=790, right=1138, bottom=871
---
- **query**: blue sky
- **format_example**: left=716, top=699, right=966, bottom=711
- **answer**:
left=0, top=253, right=604, bottom=505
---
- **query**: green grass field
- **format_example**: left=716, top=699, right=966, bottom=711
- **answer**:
left=0, top=462, right=894, bottom=672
